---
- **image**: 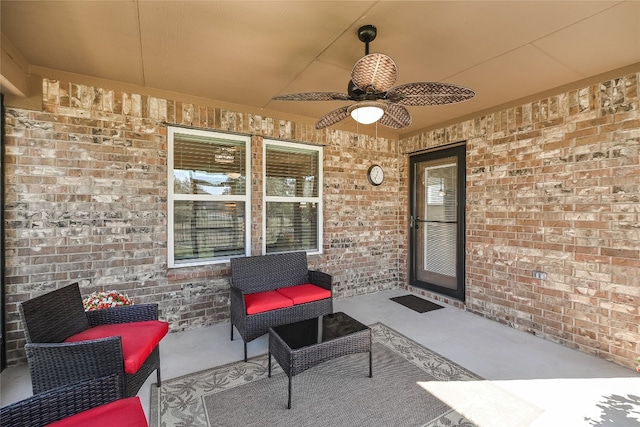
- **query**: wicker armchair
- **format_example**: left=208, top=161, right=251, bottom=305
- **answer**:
left=230, top=252, right=333, bottom=361
left=0, top=375, right=147, bottom=427
left=19, top=283, right=169, bottom=398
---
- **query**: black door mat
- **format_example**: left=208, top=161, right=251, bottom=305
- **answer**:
left=390, top=295, right=444, bottom=313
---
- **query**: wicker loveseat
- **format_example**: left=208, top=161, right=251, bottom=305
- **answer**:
left=230, top=252, right=333, bottom=361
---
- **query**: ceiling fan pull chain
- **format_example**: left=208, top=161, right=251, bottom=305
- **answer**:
left=375, top=120, right=378, bottom=145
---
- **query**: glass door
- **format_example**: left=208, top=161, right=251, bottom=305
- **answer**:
left=409, top=144, right=466, bottom=301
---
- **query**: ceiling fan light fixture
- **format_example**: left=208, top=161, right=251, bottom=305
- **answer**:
left=348, top=101, right=387, bottom=125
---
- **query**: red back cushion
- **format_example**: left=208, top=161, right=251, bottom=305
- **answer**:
left=65, top=320, right=169, bottom=374
left=46, top=397, right=147, bottom=427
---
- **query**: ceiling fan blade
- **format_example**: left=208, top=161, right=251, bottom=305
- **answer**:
left=315, top=106, right=350, bottom=129
left=379, top=104, right=411, bottom=129
left=273, top=92, right=351, bottom=101
left=351, top=53, right=398, bottom=93
left=387, top=82, right=475, bottom=106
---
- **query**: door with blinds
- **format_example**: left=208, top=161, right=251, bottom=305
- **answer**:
left=409, top=144, right=466, bottom=301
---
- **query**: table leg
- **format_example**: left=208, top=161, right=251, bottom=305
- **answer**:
left=287, top=375, right=292, bottom=409
left=369, top=349, right=373, bottom=378
left=268, top=351, right=272, bottom=378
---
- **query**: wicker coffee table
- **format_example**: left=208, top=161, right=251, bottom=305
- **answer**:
left=268, top=311, right=372, bottom=409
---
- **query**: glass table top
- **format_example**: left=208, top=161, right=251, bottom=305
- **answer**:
left=271, top=312, right=369, bottom=350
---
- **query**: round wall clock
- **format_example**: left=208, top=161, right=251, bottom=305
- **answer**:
left=367, top=164, right=384, bottom=186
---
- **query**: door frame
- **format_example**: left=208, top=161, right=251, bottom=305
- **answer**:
left=1, top=93, right=5, bottom=371
left=409, top=143, right=466, bottom=301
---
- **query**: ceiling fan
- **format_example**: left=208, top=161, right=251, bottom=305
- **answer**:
left=272, top=25, right=475, bottom=130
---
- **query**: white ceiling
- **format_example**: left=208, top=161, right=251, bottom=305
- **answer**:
left=2, top=1, right=639, bottom=137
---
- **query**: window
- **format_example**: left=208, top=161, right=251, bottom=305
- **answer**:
left=168, top=127, right=250, bottom=267
left=264, top=140, right=322, bottom=254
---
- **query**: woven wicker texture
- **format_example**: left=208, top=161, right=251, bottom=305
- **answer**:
left=231, top=252, right=309, bottom=292
left=273, top=92, right=351, bottom=101
left=0, top=375, right=122, bottom=427
left=230, top=252, right=333, bottom=361
left=379, top=104, right=411, bottom=128
left=315, top=106, right=349, bottom=129
left=86, top=303, right=161, bottom=326
left=19, top=283, right=89, bottom=343
left=387, top=82, right=475, bottom=106
left=351, top=53, right=398, bottom=92
left=19, top=283, right=164, bottom=397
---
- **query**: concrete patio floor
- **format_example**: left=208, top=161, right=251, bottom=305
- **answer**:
left=2, top=288, right=639, bottom=426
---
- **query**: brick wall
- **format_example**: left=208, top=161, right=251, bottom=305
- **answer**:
left=3, top=71, right=638, bottom=369
left=2, top=79, right=400, bottom=365
left=401, top=72, right=640, bottom=369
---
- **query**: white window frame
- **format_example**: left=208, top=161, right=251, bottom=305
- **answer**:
left=262, top=139, right=323, bottom=255
left=167, top=126, right=251, bottom=267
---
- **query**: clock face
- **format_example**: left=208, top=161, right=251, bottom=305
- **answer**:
left=367, top=164, right=384, bottom=186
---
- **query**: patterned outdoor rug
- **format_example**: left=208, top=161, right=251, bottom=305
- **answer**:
left=150, top=323, right=540, bottom=427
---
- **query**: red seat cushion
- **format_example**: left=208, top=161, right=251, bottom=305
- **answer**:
left=65, top=320, right=169, bottom=374
left=276, top=283, right=331, bottom=305
left=46, top=396, right=147, bottom=427
left=244, top=290, right=294, bottom=315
